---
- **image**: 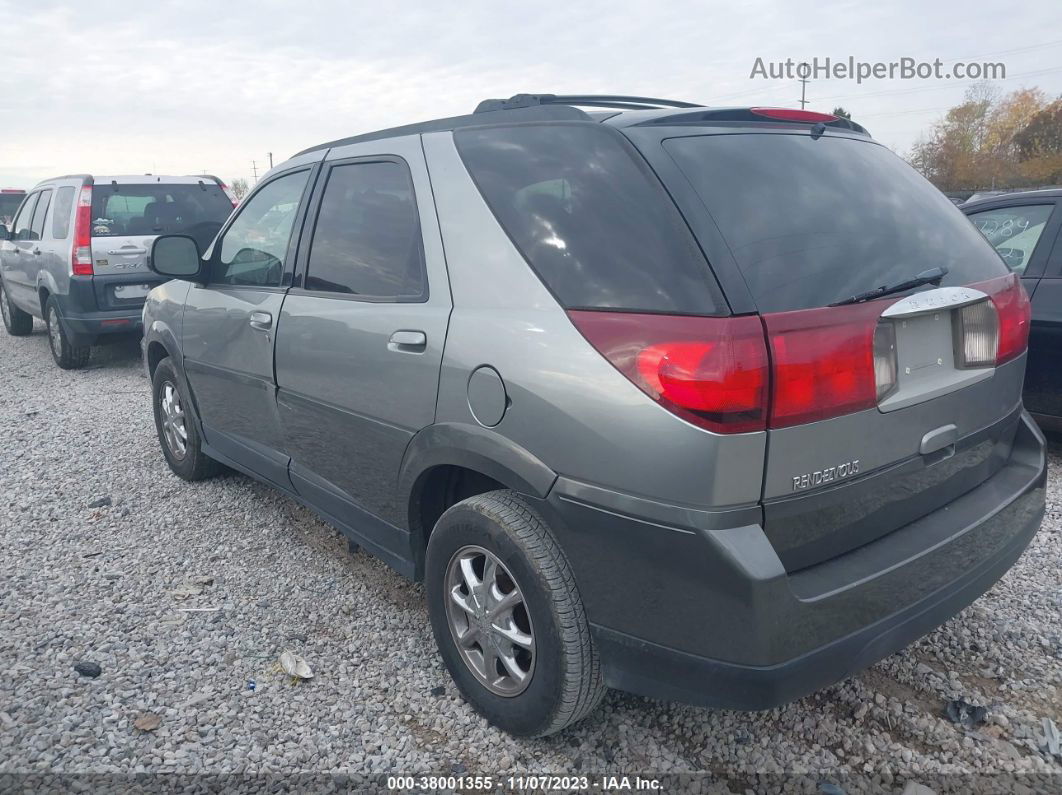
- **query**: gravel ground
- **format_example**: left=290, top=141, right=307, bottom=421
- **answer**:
left=1, top=323, right=1061, bottom=793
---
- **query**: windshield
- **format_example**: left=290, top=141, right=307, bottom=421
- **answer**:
left=90, top=183, right=233, bottom=242
left=663, top=134, right=1008, bottom=312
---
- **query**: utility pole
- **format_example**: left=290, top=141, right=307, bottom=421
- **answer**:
left=798, top=62, right=810, bottom=109
left=251, top=160, right=259, bottom=183
left=267, top=152, right=274, bottom=169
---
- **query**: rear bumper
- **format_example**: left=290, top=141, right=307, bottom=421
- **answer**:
left=544, top=411, right=1046, bottom=709
left=56, top=274, right=162, bottom=344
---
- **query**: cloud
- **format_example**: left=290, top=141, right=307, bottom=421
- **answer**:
left=1, top=0, right=1060, bottom=186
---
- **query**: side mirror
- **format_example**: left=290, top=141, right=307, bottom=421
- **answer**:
left=150, top=235, right=205, bottom=282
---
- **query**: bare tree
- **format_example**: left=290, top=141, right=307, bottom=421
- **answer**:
left=230, top=178, right=250, bottom=201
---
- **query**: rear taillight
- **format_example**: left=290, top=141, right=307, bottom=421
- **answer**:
left=567, top=311, right=769, bottom=433
left=569, top=277, right=1028, bottom=435
left=71, top=186, right=93, bottom=276
left=985, top=274, right=1031, bottom=365
left=872, top=322, right=898, bottom=400
left=764, top=301, right=891, bottom=428
left=954, top=300, right=999, bottom=368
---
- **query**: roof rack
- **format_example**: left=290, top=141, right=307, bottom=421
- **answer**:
left=296, top=104, right=591, bottom=157
left=474, top=94, right=701, bottom=113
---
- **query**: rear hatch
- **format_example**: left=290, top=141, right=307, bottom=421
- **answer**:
left=89, top=179, right=232, bottom=306
left=657, top=126, right=1028, bottom=570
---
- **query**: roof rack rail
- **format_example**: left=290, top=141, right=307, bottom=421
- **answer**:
left=474, top=94, right=701, bottom=113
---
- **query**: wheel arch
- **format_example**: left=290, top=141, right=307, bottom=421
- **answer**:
left=400, top=423, right=557, bottom=579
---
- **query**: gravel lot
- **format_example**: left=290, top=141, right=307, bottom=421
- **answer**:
left=1, top=322, right=1060, bottom=792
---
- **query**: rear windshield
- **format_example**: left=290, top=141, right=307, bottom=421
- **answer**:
left=663, top=134, right=1009, bottom=313
left=90, top=184, right=233, bottom=243
left=455, top=123, right=723, bottom=314
left=0, top=193, right=24, bottom=225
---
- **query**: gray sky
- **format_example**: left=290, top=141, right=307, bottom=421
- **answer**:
left=2, top=0, right=1060, bottom=188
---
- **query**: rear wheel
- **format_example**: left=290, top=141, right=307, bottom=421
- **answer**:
left=0, top=279, right=33, bottom=336
left=426, top=491, right=605, bottom=736
left=45, top=297, right=90, bottom=369
left=152, top=357, right=223, bottom=481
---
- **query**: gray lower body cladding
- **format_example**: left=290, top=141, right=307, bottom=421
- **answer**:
left=542, top=411, right=1046, bottom=709
left=57, top=274, right=162, bottom=345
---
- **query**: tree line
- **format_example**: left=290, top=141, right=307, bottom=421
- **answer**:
left=907, top=85, right=1062, bottom=192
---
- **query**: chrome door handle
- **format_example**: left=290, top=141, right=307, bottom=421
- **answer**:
left=107, top=247, right=148, bottom=255
left=388, top=330, right=427, bottom=351
left=249, top=311, right=273, bottom=330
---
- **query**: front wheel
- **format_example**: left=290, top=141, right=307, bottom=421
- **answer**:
left=45, top=297, right=90, bottom=369
left=151, top=357, right=223, bottom=481
left=426, top=491, right=605, bottom=736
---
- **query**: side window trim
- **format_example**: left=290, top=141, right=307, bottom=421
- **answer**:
left=204, top=165, right=319, bottom=290
left=291, top=154, right=428, bottom=302
left=13, top=192, right=40, bottom=240
left=968, top=200, right=1060, bottom=279
left=30, top=189, right=53, bottom=240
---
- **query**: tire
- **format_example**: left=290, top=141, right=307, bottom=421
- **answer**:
left=151, top=356, right=223, bottom=481
left=426, top=490, right=605, bottom=736
left=44, top=297, right=90, bottom=369
left=0, top=278, right=33, bottom=336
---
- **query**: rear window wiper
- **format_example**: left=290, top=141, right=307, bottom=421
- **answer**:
left=829, top=266, right=949, bottom=306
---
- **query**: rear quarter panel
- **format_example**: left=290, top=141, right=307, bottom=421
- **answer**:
left=421, top=131, right=765, bottom=509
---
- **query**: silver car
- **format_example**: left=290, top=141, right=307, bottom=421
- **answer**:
left=141, top=94, right=1047, bottom=736
left=0, top=174, right=233, bottom=368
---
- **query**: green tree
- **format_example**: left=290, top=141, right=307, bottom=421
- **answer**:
left=832, top=106, right=852, bottom=120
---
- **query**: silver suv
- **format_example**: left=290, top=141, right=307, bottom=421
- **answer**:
left=0, top=174, right=233, bottom=368
left=141, top=95, right=1047, bottom=736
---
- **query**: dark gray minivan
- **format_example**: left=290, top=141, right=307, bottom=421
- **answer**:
left=141, top=95, right=1046, bottom=736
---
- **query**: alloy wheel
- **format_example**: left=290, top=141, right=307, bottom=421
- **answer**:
left=47, top=307, right=62, bottom=356
left=444, top=545, right=535, bottom=696
left=159, top=381, right=188, bottom=459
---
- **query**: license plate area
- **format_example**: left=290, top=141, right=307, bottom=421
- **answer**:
left=113, top=284, right=151, bottom=300
left=879, top=307, right=992, bottom=412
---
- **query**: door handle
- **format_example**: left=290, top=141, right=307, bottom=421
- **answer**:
left=388, top=330, right=427, bottom=352
left=107, top=248, right=148, bottom=256
left=32, top=248, right=41, bottom=255
left=249, top=311, right=273, bottom=330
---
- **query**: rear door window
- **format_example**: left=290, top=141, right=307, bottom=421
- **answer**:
left=30, top=189, right=52, bottom=240
left=966, top=204, right=1055, bottom=273
left=12, top=193, right=39, bottom=241
left=662, top=133, right=1009, bottom=312
left=305, top=161, right=426, bottom=299
left=455, top=123, right=723, bottom=314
